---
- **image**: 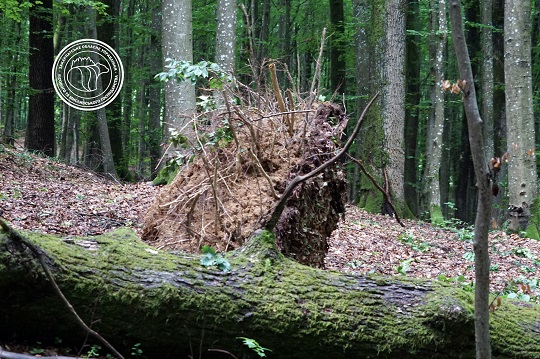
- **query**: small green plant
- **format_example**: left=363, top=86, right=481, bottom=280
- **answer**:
left=437, top=274, right=475, bottom=292
left=462, top=251, right=475, bottom=262
left=398, top=231, right=431, bottom=252
left=156, top=59, right=233, bottom=90
left=503, top=277, right=539, bottom=302
left=513, top=247, right=536, bottom=260
left=347, top=259, right=363, bottom=269
left=84, top=344, right=101, bottom=358
left=200, top=245, right=231, bottom=272
left=237, top=337, right=271, bottom=358
left=396, top=258, right=414, bottom=275
left=131, top=343, right=143, bottom=358
left=29, top=342, right=45, bottom=355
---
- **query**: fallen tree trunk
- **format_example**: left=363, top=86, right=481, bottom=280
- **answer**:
left=1, top=228, right=539, bottom=359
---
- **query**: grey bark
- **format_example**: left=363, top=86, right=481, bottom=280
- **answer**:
left=504, top=0, right=537, bottom=231
left=162, top=0, right=196, bottom=155
left=422, top=0, right=446, bottom=221
left=214, top=0, right=237, bottom=108
left=382, top=0, right=407, bottom=209
left=481, top=0, right=494, bottom=159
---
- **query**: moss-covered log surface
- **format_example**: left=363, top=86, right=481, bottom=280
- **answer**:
left=1, top=228, right=540, bottom=359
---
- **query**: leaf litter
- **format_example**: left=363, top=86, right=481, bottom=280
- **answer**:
left=1, top=145, right=540, bottom=296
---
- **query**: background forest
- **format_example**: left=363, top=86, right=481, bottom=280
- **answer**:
left=1, top=0, right=539, bottom=232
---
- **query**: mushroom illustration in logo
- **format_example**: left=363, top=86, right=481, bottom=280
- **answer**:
left=67, top=57, right=110, bottom=92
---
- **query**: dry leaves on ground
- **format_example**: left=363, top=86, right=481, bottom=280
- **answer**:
left=0, top=146, right=159, bottom=236
left=326, top=205, right=540, bottom=296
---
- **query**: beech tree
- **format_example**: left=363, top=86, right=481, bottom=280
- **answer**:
left=382, top=0, right=408, bottom=214
left=422, top=0, right=447, bottom=224
left=504, top=0, right=537, bottom=233
left=162, top=0, right=196, bottom=155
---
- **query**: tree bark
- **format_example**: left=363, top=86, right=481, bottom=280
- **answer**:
left=1, top=227, right=539, bottom=359
left=26, top=0, right=55, bottom=157
left=504, top=0, right=537, bottom=232
left=162, top=0, right=196, bottom=155
left=382, top=0, right=409, bottom=216
left=422, top=0, right=446, bottom=224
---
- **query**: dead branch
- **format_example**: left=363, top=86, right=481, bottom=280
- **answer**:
left=264, top=92, right=379, bottom=231
left=346, top=154, right=405, bottom=228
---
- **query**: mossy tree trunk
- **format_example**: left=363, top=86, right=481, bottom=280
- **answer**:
left=1, top=228, right=540, bottom=359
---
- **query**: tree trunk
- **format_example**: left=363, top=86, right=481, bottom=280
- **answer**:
left=329, top=0, right=346, bottom=94
left=481, top=0, right=494, bottom=160
left=404, top=0, right=421, bottom=216
left=26, top=0, right=55, bottom=156
left=449, top=0, right=495, bottom=356
left=504, top=0, right=537, bottom=232
left=148, top=2, right=162, bottom=177
left=422, top=0, right=446, bottom=224
left=87, top=6, right=118, bottom=179
left=1, top=227, right=539, bottom=359
left=382, top=0, right=409, bottom=216
left=162, top=0, right=196, bottom=156
left=214, top=0, right=237, bottom=108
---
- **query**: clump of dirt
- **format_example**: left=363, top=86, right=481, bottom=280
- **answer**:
left=141, top=103, right=348, bottom=267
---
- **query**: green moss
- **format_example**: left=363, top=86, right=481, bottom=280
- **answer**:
left=429, top=205, right=444, bottom=226
left=525, top=195, right=540, bottom=240
left=152, top=160, right=179, bottom=185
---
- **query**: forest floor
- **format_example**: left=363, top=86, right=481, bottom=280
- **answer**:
left=1, top=144, right=540, bottom=301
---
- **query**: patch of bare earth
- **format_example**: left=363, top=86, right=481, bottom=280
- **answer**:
left=325, top=205, right=540, bottom=295
left=0, top=145, right=160, bottom=236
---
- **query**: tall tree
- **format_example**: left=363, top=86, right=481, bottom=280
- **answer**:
left=481, top=0, right=494, bottom=159
left=162, top=0, right=196, bottom=155
left=215, top=0, right=237, bottom=107
left=504, top=0, right=537, bottom=231
left=382, top=0, right=408, bottom=213
left=403, top=0, right=421, bottom=215
left=26, top=0, right=55, bottom=156
left=87, top=6, right=118, bottom=178
left=329, top=0, right=346, bottom=94
left=422, top=0, right=446, bottom=224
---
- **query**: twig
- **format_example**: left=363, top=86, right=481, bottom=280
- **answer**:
left=269, top=63, right=291, bottom=136
left=248, top=148, right=278, bottom=199
left=264, top=92, right=379, bottom=231
left=304, top=27, right=327, bottom=136
left=346, top=154, right=405, bottom=228
left=0, top=218, right=126, bottom=359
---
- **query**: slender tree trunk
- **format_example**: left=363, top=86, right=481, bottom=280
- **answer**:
left=351, top=0, right=370, bottom=202
left=382, top=0, right=408, bottom=214
left=481, top=0, right=494, bottom=159
left=404, top=0, right=421, bottom=216
left=422, top=0, right=446, bottom=224
left=87, top=6, right=117, bottom=178
left=449, top=0, right=494, bottom=356
left=504, top=0, right=537, bottom=232
left=148, top=3, right=162, bottom=176
left=329, top=0, right=346, bottom=94
left=26, top=0, right=55, bottom=156
left=215, top=0, right=237, bottom=108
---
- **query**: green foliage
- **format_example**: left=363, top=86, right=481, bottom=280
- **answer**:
left=396, top=258, right=414, bottom=276
left=237, top=337, right=272, bottom=358
left=29, top=342, right=45, bottom=355
left=437, top=274, right=475, bottom=292
left=84, top=344, right=101, bottom=358
left=131, top=343, right=143, bottom=358
left=502, top=277, right=539, bottom=303
left=156, top=59, right=233, bottom=90
left=398, top=231, right=431, bottom=252
left=200, top=245, right=231, bottom=272
left=152, top=160, right=179, bottom=186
